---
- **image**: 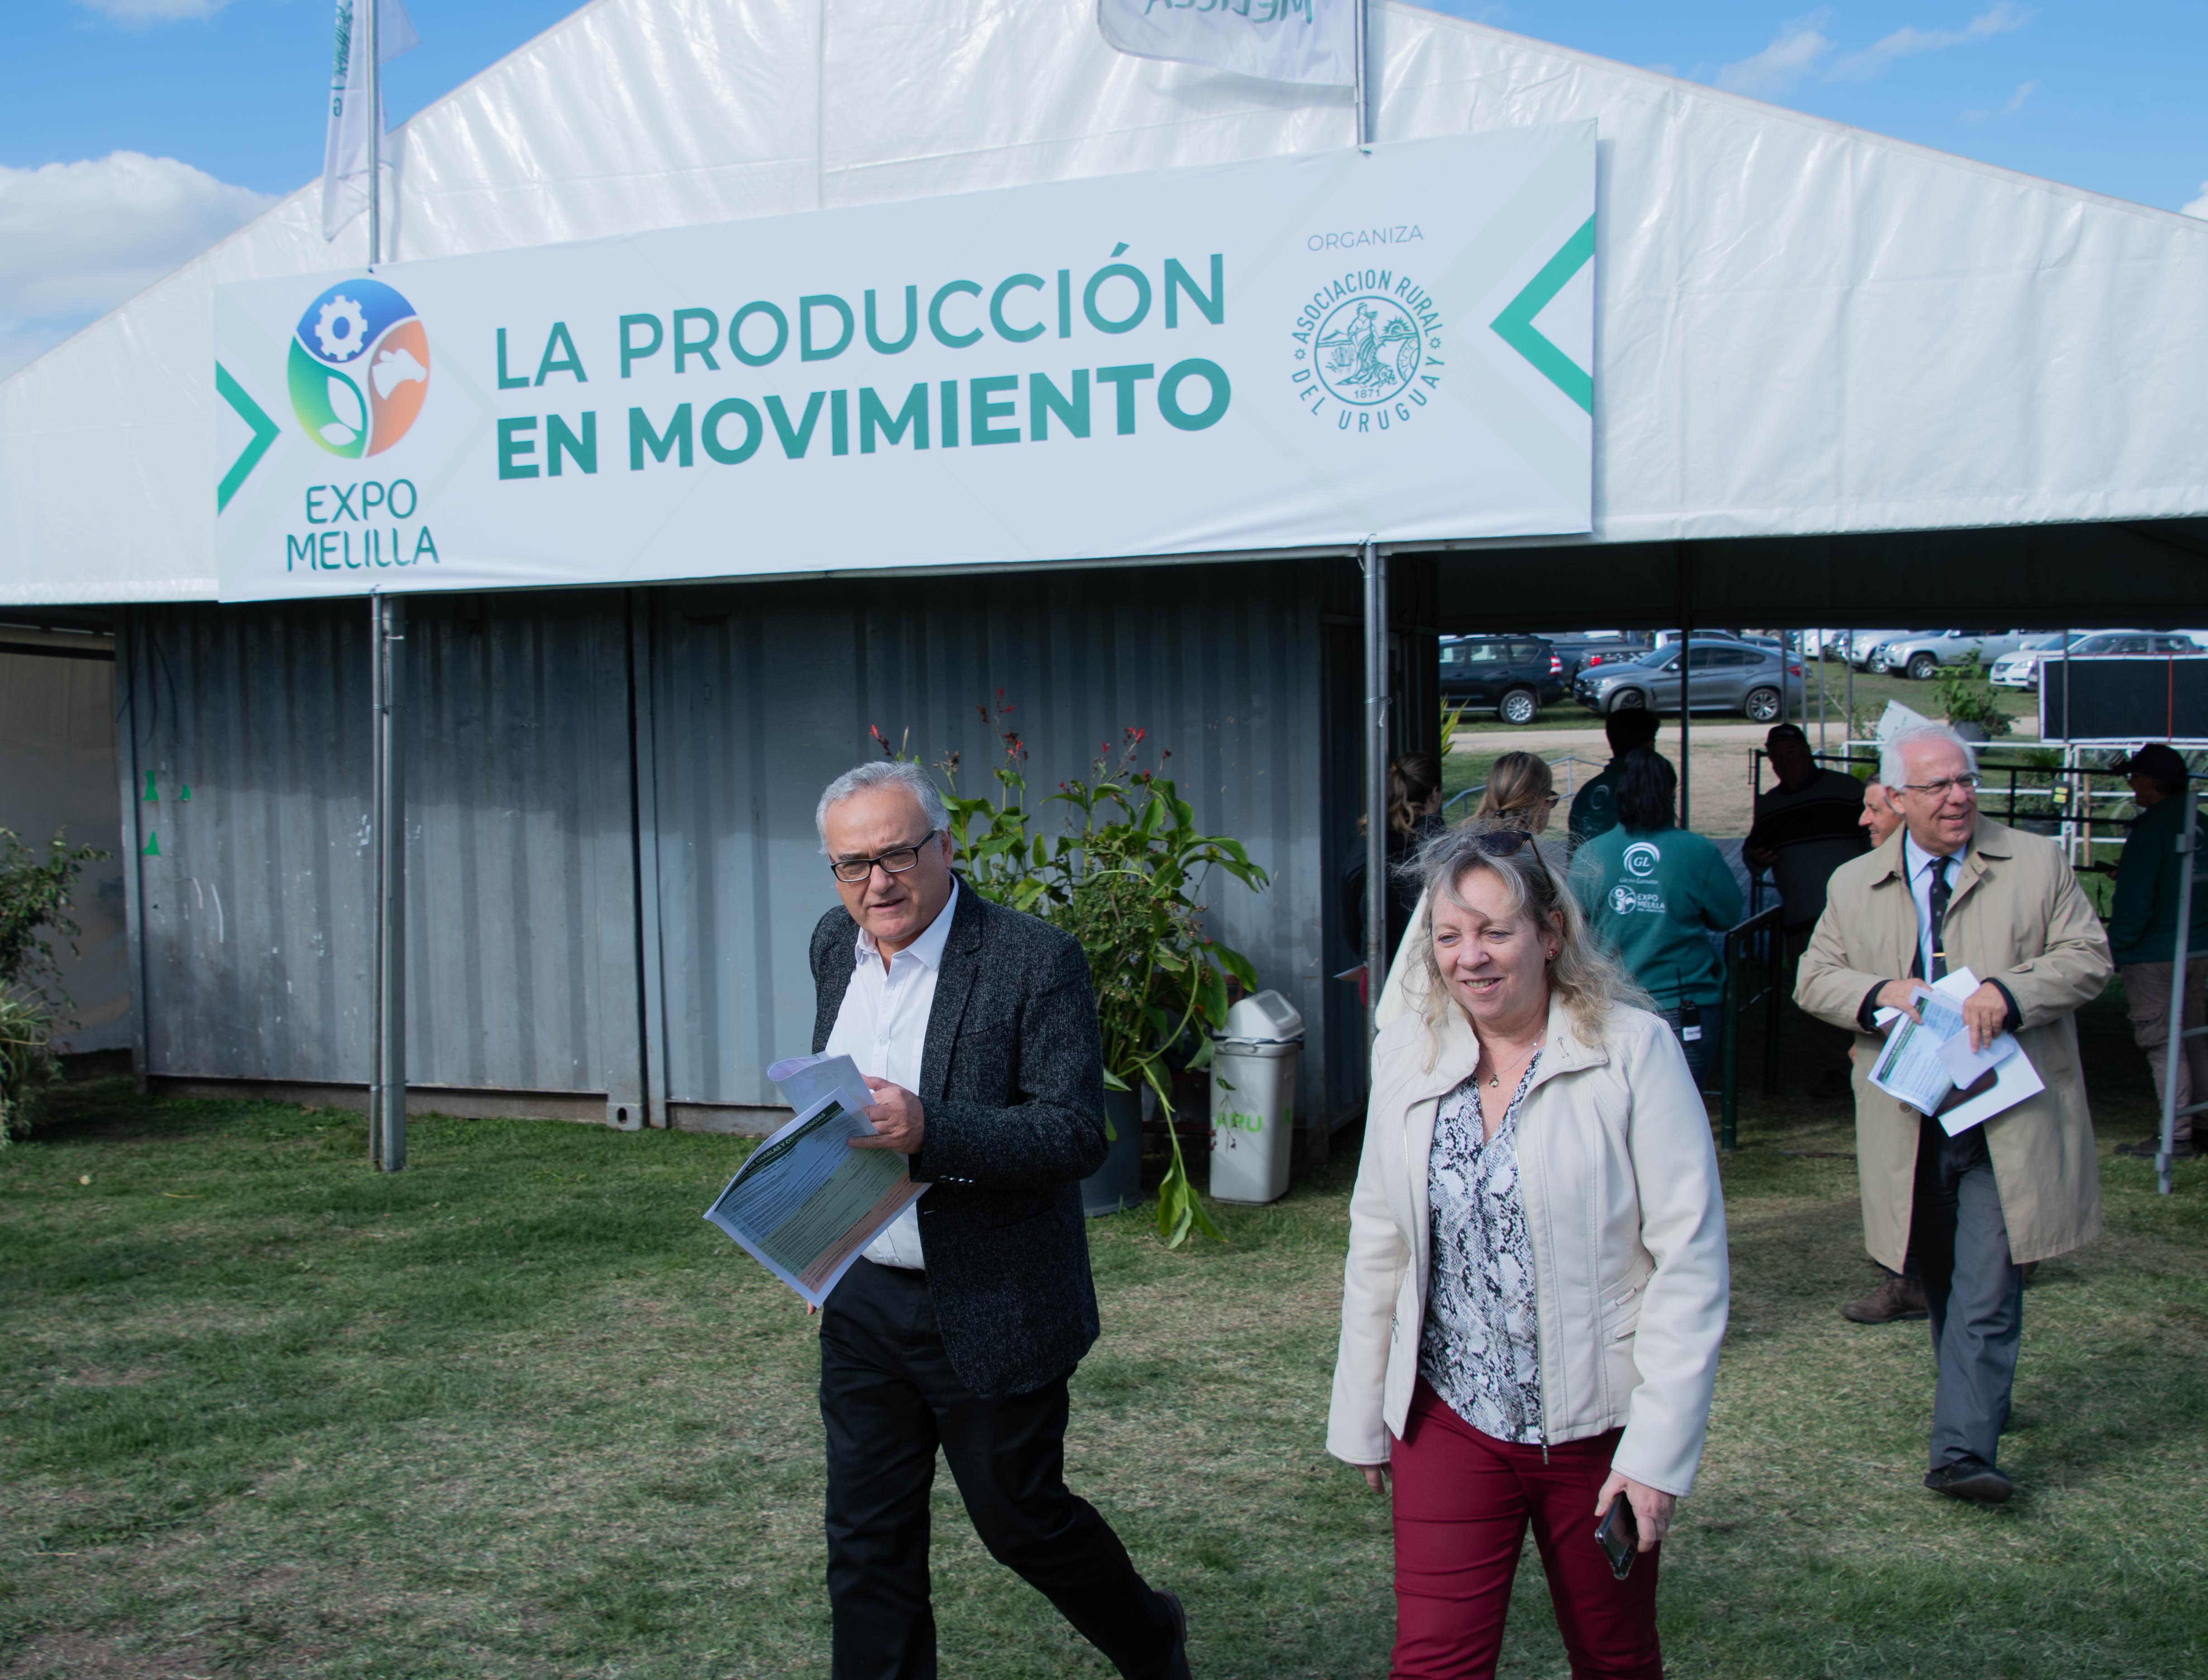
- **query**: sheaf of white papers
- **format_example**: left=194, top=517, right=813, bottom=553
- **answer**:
left=1868, top=969, right=2044, bottom=1135
left=700, top=1053, right=925, bottom=1307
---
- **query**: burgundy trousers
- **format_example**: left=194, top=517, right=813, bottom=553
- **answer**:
left=1388, top=1379, right=1663, bottom=1680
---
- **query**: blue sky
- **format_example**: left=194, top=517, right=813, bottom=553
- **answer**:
left=2, top=0, right=2203, bottom=376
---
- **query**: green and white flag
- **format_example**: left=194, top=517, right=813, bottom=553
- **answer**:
left=321, top=0, right=420, bottom=241
left=1097, top=0, right=1355, bottom=87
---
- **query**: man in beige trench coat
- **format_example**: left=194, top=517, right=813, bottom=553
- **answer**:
left=1798, top=723, right=2112, bottom=1504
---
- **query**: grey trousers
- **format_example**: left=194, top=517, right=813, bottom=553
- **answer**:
left=1910, top=1121, right=2023, bottom=1473
left=2121, top=958, right=2208, bottom=1141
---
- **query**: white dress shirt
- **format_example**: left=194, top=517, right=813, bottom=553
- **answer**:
left=828, top=880, right=959, bottom=1270
left=1903, top=833, right=1964, bottom=980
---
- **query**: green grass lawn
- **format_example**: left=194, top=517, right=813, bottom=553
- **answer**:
left=5, top=988, right=2204, bottom=1678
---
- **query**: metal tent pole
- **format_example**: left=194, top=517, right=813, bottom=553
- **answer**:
left=1353, top=0, right=1371, bottom=148
left=1363, top=540, right=1388, bottom=1048
left=369, top=593, right=407, bottom=1171
left=1817, top=629, right=1827, bottom=755
left=1845, top=631, right=1855, bottom=745
left=1677, top=549, right=1692, bottom=829
left=365, top=0, right=380, bottom=267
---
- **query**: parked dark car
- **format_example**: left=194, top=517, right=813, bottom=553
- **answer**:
left=1537, top=629, right=1654, bottom=678
left=1439, top=634, right=1569, bottom=725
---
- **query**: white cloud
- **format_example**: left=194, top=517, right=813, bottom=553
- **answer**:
left=0, top=152, right=275, bottom=380
left=2184, top=183, right=2208, bottom=220
left=1717, top=14, right=1833, bottom=98
left=1961, top=79, right=2036, bottom=124
left=1829, top=1, right=2029, bottom=82
left=72, top=0, right=237, bottom=23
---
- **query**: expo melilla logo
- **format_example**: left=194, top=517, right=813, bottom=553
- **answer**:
left=288, top=279, right=431, bottom=458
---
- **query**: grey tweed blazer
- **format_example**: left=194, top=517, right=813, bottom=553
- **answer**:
left=810, top=883, right=1108, bottom=1398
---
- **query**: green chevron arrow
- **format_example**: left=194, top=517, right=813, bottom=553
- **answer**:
left=215, top=362, right=280, bottom=513
left=1490, top=215, right=1596, bottom=415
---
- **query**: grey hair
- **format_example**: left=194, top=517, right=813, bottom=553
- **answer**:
left=815, top=760, right=951, bottom=853
left=1412, top=821, right=1650, bottom=1058
left=1881, top=722, right=1978, bottom=789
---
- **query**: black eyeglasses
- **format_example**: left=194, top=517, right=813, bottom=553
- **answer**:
left=1465, top=826, right=1561, bottom=894
left=1471, top=829, right=1537, bottom=858
left=829, top=830, right=938, bottom=884
left=1898, top=774, right=1982, bottom=798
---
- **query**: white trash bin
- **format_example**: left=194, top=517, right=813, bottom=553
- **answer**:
left=1208, top=990, right=1303, bottom=1205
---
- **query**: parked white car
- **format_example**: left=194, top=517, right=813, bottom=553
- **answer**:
left=1879, top=629, right=2028, bottom=681
left=1844, top=631, right=1933, bottom=672
left=1989, top=631, right=2086, bottom=691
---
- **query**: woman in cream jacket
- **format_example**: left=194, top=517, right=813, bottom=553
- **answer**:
left=1328, top=824, right=1729, bottom=1680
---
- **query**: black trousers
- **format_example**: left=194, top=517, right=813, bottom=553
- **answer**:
left=1908, top=1122, right=2023, bottom=1473
left=819, top=1258, right=1177, bottom=1680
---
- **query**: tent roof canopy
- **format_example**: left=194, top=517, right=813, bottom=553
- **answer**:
left=4, top=0, right=2205, bottom=608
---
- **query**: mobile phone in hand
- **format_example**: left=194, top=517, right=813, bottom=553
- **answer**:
left=1595, top=1495, right=1638, bottom=1580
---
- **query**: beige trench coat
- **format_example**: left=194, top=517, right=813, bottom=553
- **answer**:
left=1795, top=816, right=2113, bottom=1269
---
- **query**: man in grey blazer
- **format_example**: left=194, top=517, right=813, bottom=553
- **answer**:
left=807, top=760, right=1189, bottom=1680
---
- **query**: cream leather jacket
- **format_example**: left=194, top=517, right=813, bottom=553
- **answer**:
left=1326, top=994, right=1730, bottom=1498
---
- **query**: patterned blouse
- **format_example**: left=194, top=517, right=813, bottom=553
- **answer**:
left=1419, top=1055, right=1544, bottom=1444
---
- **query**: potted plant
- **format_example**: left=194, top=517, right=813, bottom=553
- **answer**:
left=1933, top=653, right=2013, bottom=744
left=892, top=709, right=1270, bottom=1246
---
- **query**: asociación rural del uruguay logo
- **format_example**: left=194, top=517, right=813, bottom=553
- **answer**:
left=288, top=279, right=430, bottom=458
left=1288, top=268, right=1443, bottom=433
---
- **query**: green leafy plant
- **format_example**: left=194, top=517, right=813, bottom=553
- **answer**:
left=879, top=703, right=1271, bottom=1247
left=0, top=992, right=60, bottom=1146
left=1933, top=653, right=2013, bottom=739
left=0, top=828, right=105, bottom=1145
left=1438, top=700, right=1468, bottom=760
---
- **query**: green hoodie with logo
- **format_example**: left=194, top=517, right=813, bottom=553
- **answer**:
left=1570, top=823, right=1744, bottom=1009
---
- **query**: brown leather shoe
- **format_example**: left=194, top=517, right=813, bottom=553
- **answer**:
left=1841, top=1274, right=1929, bottom=1323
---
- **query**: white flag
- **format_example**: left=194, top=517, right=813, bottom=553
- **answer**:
left=322, top=0, right=420, bottom=241
left=1097, top=0, right=1354, bottom=87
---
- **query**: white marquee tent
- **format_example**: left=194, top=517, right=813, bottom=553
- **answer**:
left=6, top=0, right=2208, bottom=1131
left=5, top=0, right=2207, bottom=608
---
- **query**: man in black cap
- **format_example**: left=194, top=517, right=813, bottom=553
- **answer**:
left=2107, top=743, right=2208, bottom=1158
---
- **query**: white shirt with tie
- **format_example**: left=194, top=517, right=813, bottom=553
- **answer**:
left=1903, top=832, right=1965, bottom=981
left=829, top=880, right=959, bottom=1271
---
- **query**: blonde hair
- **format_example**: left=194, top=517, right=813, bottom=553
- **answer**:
left=1475, top=751, right=1555, bottom=832
left=1414, top=822, right=1650, bottom=1054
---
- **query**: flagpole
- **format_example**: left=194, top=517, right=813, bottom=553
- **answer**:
left=365, top=0, right=380, bottom=267
left=1353, top=0, right=1371, bottom=148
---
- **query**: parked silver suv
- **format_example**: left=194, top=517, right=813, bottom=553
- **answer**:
left=1878, top=629, right=2028, bottom=682
left=1574, top=642, right=1807, bottom=721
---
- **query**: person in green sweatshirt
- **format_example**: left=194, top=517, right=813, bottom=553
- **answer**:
left=2107, top=743, right=2208, bottom=1159
left=1572, top=749, right=1743, bottom=1084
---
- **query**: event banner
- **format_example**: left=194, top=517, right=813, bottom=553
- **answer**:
left=213, top=124, right=1594, bottom=601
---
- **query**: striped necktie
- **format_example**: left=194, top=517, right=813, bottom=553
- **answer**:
left=1916, top=855, right=1953, bottom=981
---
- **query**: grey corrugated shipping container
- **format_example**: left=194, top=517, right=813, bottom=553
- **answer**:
left=114, top=558, right=1419, bottom=1136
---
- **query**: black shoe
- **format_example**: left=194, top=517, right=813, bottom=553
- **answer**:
left=1924, top=1463, right=2013, bottom=1504
left=1157, top=1589, right=1190, bottom=1680
left=2116, top=1136, right=2198, bottom=1159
